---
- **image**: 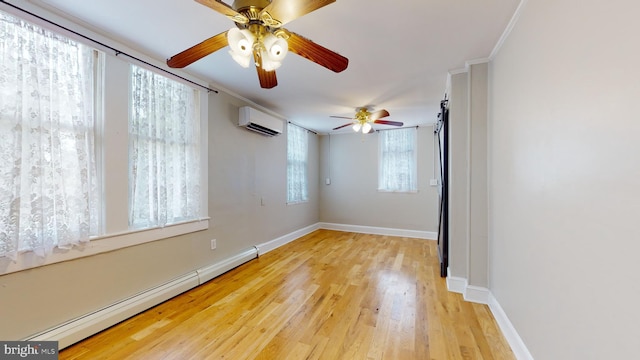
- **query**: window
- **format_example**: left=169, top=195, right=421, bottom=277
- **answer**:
left=129, top=65, right=201, bottom=229
left=0, top=10, right=101, bottom=259
left=287, top=123, right=308, bottom=203
left=378, top=127, right=418, bottom=192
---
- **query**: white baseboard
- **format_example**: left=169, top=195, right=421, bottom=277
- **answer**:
left=26, top=246, right=259, bottom=349
left=488, top=293, right=534, bottom=360
left=27, top=272, right=200, bottom=349
left=196, top=247, right=258, bottom=284
left=464, top=285, right=491, bottom=304
left=446, top=274, right=468, bottom=294
left=319, top=222, right=437, bottom=240
left=255, top=223, right=320, bottom=256
left=445, top=274, right=490, bottom=304
left=446, top=273, right=533, bottom=360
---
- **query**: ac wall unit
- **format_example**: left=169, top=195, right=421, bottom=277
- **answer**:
left=238, top=106, right=283, bottom=137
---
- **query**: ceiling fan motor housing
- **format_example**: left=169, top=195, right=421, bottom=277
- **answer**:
left=233, top=0, right=270, bottom=13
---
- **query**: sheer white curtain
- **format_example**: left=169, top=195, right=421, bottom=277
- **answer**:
left=287, top=123, right=308, bottom=203
left=0, top=11, right=99, bottom=260
left=378, top=127, right=418, bottom=192
left=129, top=65, right=201, bottom=228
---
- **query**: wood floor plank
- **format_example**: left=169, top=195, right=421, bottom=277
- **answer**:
left=59, top=230, right=515, bottom=359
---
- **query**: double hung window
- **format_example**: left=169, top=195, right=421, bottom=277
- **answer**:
left=0, top=10, right=101, bottom=259
left=378, top=127, right=418, bottom=192
left=129, top=65, right=202, bottom=228
left=287, top=123, right=308, bottom=204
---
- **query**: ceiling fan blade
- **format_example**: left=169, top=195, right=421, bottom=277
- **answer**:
left=333, top=122, right=353, bottom=130
left=256, top=66, right=278, bottom=89
left=195, top=0, right=249, bottom=23
left=287, top=31, right=348, bottom=73
left=370, top=109, right=390, bottom=120
left=167, top=31, right=228, bottom=68
left=261, top=0, right=336, bottom=26
left=330, top=116, right=353, bottom=120
left=374, top=120, right=404, bottom=127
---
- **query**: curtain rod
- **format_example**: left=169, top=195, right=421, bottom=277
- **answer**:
left=376, top=125, right=419, bottom=132
left=288, top=121, right=318, bottom=135
left=0, top=0, right=218, bottom=94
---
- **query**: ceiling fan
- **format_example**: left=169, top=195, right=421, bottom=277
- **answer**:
left=331, top=108, right=403, bottom=133
left=166, top=0, right=349, bottom=89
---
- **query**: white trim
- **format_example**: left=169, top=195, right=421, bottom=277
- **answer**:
left=446, top=274, right=534, bottom=360
left=26, top=244, right=257, bottom=349
left=463, top=285, right=491, bottom=304
left=488, top=293, right=535, bottom=360
left=449, top=67, right=469, bottom=76
left=1, top=219, right=209, bottom=276
left=27, top=272, right=200, bottom=349
left=446, top=274, right=468, bottom=294
left=255, top=223, right=320, bottom=256
left=318, top=223, right=437, bottom=240
left=196, top=247, right=258, bottom=284
left=465, top=58, right=491, bottom=67
left=445, top=273, right=490, bottom=304
left=489, top=0, right=529, bottom=60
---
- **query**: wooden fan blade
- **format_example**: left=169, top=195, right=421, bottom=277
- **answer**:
left=195, top=0, right=249, bottom=23
left=256, top=66, right=278, bottom=89
left=370, top=109, right=390, bottom=120
left=261, top=0, right=336, bottom=26
left=374, top=120, right=404, bottom=127
left=287, top=31, right=348, bottom=73
left=330, top=116, right=354, bottom=120
left=167, top=31, right=228, bottom=68
left=333, top=122, right=353, bottom=130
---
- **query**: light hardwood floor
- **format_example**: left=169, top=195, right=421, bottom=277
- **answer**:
left=60, top=230, right=515, bottom=359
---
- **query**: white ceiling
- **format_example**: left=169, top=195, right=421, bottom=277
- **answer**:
left=33, top=0, right=519, bottom=134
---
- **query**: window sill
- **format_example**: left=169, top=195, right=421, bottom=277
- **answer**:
left=286, top=200, right=309, bottom=205
left=0, top=218, right=209, bottom=276
left=377, top=189, right=419, bottom=193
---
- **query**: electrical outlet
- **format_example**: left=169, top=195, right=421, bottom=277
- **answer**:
left=210, top=239, right=217, bottom=250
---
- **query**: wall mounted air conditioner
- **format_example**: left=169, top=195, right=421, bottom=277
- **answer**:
left=238, top=106, right=283, bottom=137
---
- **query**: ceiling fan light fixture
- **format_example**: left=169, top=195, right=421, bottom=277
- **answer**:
left=362, top=122, right=372, bottom=133
left=227, top=28, right=255, bottom=68
left=352, top=123, right=362, bottom=132
left=260, top=33, right=288, bottom=71
left=263, top=34, right=288, bottom=59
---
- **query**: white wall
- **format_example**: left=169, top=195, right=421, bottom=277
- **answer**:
left=319, top=128, right=439, bottom=233
left=489, top=0, right=640, bottom=358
